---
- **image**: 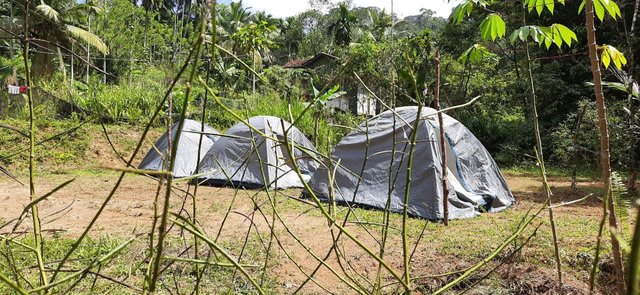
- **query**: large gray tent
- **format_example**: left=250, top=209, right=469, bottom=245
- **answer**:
left=307, top=106, right=514, bottom=220
left=197, top=116, right=319, bottom=189
left=139, top=119, right=219, bottom=178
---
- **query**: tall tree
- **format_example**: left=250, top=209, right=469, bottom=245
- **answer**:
left=368, top=8, right=392, bottom=41
left=277, top=16, right=303, bottom=60
left=328, top=2, right=357, bottom=47
left=6, top=0, right=109, bottom=79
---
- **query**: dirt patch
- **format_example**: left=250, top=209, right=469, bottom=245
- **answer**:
left=0, top=172, right=612, bottom=294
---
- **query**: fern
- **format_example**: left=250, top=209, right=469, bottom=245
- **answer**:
left=612, top=171, right=632, bottom=251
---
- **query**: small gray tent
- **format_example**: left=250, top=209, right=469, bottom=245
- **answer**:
left=139, top=119, right=219, bottom=178
left=306, top=106, right=514, bottom=220
left=197, top=116, right=319, bottom=189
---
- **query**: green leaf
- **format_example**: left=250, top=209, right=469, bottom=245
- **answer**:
left=552, top=24, right=577, bottom=47
left=65, top=25, right=109, bottom=54
left=458, top=43, right=497, bottom=64
left=450, top=0, right=474, bottom=24
left=515, top=24, right=577, bottom=49
left=598, top=0, right=622, bottom=19
left=600, top=44, right=627, bottom=69
left=545, top=0, right=555, bottom=13
left=594, top=0, right=605, bottom=21
left=36, top=1, right=59, bottom=22
left=510, top=25, right=542, bottom=44
left=536, top=0, right=544, bottom=15
left=602, top=50, right=611, bottom=69
left=525, top=0, right=565, bottom=15
left=539, top=26, right=554, bottom=48
left=479, top=13, right=506, bottom=41
left=525, top=0, right=539, bottom=13
left=600, top=81, right=629, bottom=93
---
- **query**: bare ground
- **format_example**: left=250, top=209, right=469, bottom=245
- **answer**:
left=0, top=169, right=621, bottom=294
left=0, top=122, right=627, bottom=293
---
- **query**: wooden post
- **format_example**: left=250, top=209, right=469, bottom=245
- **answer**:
left=434, top=50, right=449, bottom=225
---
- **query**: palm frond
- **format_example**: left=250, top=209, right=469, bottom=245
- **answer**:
left=65, top=4, right=102, bottom=17
left=65, top=24, right=109, bottom=54
left=36, top=1, right=60, bottom=23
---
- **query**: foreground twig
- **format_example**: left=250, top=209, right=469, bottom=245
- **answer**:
left=433, top=204, right=545, bottom=294
left=22, top=0, right=48, bottom=286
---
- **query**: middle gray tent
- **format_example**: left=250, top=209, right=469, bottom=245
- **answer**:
left=306, top=106, right=515, bottom=220
left=138, top=119, right=220, bottom=178
left=197, top=116, right=320, bottom=189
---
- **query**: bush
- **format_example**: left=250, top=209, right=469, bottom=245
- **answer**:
left=38, top=66, right=175, bottom=124
left=549, top=99, right=631, bottom=169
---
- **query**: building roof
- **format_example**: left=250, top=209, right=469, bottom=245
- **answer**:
left=283, top=52, right=338, bottom=69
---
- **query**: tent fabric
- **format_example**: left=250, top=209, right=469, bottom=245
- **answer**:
left=197, top=116, right=319, bottom=189
left=306, top=106, right=514, bottom=220
left=138, top=119, right=220, bottom=178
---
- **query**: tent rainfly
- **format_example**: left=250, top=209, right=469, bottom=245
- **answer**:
left=138, top=119, right=219, bottom=178
left=306, top=106, right=515, bottom=220
left=197, top=116, right=319, bottom=189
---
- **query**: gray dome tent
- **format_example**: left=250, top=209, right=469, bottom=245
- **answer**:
left=139, top=119, right=220, bottom=178
left=306, top=106, right=514, bottom=220
left=197, top=116, right=319, bottom=189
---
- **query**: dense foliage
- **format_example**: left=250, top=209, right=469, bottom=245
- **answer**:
left=1, top=0, right=638, bottom=170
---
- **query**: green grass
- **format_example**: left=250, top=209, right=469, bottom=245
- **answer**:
left=503, top=165, right=602, bottom=181
left=0, top=170, right=619, bottom=293
left=0, top=234, right=277, bottom=294
left=0, top=114, right=625, bottom=293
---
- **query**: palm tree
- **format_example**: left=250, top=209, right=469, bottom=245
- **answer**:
left=328, top=3, right=357, bottom=47
left=253, top=11, right=278, bottom=28
left=217, top=0, right=251, bottom=39
left=368, top=8, right=392, bottom=41
left=278, top=16, right=303, bottom=60
left=4, top=0, right=109, bottom=79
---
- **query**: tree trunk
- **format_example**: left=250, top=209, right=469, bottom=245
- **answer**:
left=86, top=15, right=91, bottom=84
left=571, top=104, right=588, bottom=192
left=31, top=40, right=56, bottom=81
left=71, top=43, right=74, bottom=94
left=626, top=0, right=640, bottom=192
left=627, top=94, right=638, bottom=193
left=584, top=0, right=626, bottom=293
left=9, top=0, right=17, bottom=84
left=56, top=47, right=67, bottom=81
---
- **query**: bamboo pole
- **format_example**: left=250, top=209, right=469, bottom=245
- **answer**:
left=434, top=50, right=449, bottom=225
left=148, top=5, right=207, bottom=290
left=584, top=0, right=626, bottom=293
left=21, top=0, right=49, bottom=286
left=521, top=7, right=562, bottom=291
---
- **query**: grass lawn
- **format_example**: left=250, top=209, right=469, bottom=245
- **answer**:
left=0, top=121, right=634, bottom=294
